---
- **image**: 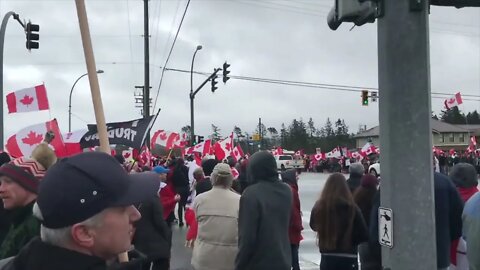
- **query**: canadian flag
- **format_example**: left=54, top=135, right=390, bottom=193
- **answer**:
left=63, top=129, right=88, bottom=156
left=6, top=84, right=49, bottom=114
left=151, top=130, right=182, bottom=150
left=6, top=119, right=66, bottom=158
left=214, top=133, right=234, bottom=161
left=295, top=149, right=304, bottom=156
left=444, top=92, right=463, bottom=110
left=122, top=148, right=134, bottom=161
left=351, top=151, right=364, bottom=161
left=139, top=146, right=152, bottom=167
left=186, top=139, right=211, bottom=156
left=361, top=142, right=378, bottom=156
left=326, top=147, right=341, bottom=159
left=467, top=136, right=477, bottom=153
left=314, top=153, right=325, bottom=161
left=231, top=144, right=245, bottom=162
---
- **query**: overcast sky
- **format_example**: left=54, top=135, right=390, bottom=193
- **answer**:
left=0, top=0, right=479, bottom=141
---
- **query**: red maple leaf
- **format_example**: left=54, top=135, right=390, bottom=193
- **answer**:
left=225, top=142, right=232, bottom=151
left=159, top=133, right=167, bottom=141
left=21, top=131, right=43, bottom=146
left=20, top=95, right=34, bottom=106
left=123, top=152, right=131, bottom=159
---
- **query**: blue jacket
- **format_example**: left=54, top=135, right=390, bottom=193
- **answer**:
left=463, top=192, right=480, bottom=270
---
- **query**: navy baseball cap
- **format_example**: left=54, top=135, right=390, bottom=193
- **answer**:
left=36, top=152, right=158, bottom=229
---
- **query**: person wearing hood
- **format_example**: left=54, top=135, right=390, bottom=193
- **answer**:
left=281, top=169, right=303, bottom=270
left=347, top=163, right=365, bottom=193
left=235, top=151, right=292, bottom=270
left=450, top=163, right=479, bottom=202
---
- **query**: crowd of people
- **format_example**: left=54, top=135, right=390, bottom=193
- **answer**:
left=0, top=140, right=478, bottom=270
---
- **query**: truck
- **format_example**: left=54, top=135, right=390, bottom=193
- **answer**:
left=275, top=155, right=303, bottom=171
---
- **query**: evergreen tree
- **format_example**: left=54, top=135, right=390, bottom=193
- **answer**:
left=181, top=125, right=191, bottom=141
left=211, top=124, right=221, bottom=142
left=307, top=117, right=316, bottom=137
left=440, top=107, right=466, bottom=124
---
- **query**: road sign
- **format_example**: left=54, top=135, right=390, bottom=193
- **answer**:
left=252, top=134, right=260, bottom=141
left=379, top=207, right=393, bottom=248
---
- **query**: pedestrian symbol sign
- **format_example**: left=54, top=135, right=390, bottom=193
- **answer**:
left=379, top=207, right=393, bottom=248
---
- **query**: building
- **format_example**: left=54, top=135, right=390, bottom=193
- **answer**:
left=354, top=119, right=475, bottom=151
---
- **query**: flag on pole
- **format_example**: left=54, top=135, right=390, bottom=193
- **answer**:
left=151, top=130, right=182, bottom=150
left=444, top=92, right=463, bottom=110
left=231, top=144, right=245, bottom=162
left=6, top=84, right=50, bottom=114
left=6, top=119, right=65, bottom=158
left=186, top=139, right=212, bottom=156
left=63, top=129, right=88, bottom=156
left=214, top=133, right=234, bottom=161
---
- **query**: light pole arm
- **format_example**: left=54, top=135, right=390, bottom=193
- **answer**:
left=68, top=73, right=88, bottom=132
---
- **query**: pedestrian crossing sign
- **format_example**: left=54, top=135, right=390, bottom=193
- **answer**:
left=379, top=207, right=393, bottom=248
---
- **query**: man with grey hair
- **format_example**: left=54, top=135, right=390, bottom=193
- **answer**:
left=191, top=163, right=240, bottom=270
left=1, top=152, right=158, bottom=270
left=347, top=162, right=365, bottom=193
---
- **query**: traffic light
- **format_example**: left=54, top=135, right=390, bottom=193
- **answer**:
left=327, top=0, right=379, bottom=31
left=222, top=62, right=230, bottom=83
left=361, top=90, right=369, bottom=106
left=198, top=135, right=204, bottom=143
left=211, top=74, right=218, bottom=92
left=25, top=22, right=40, bottom=50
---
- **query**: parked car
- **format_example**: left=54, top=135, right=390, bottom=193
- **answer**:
left=369, top=162, right=380, bottom=177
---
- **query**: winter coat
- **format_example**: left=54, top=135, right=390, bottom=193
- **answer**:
left=434, top=173, right=464, bottom=269
left=132, top=196, right=171, bottom=260
left=191, top=187, right=240, bottom=270
left=463, top=192, right=480, bottom=270
left=235, top=151, right=292, bottom=270
left=281, top=169, right=303, bottom=245
left=309, top=200, right=368, bottom=255
left=159, top=184, right=177, bottom=220
left=1, top=237, right=145, bottom=270
left=0, top=202, right=11, bottom=245
left=346, top=173, right=362, bottom=193
left=0, top=202, right=39, bottom=259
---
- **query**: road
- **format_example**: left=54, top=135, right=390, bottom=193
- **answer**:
left=170, top=172, right=331, bottom=270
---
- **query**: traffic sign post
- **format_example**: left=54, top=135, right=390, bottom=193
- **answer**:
left=379, top=207, right=393, bottom=248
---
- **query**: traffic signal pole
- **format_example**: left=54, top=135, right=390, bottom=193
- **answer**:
left=378, top=0, right=437, bottom=269
left=189, top=68, right=221, bottom=146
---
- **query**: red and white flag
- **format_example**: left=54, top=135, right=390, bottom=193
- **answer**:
left=6, top=84, right=49, bottom=114
left=361, top=142, right=378, bottom=156
left=231, top=144, right=245, bottom=162
left=6, top=119, right=66, bottom=158
left=467, top=136, right=477, bottom=153
left=314, top=153, right=325, bottom=161
left=186, top=139, right=212, bottom=156
left=350, top=151, right=364, bottom=161
left=151, top=130, right=182, bottom=150
left=326, top=147, right=341, bottom=159
left=444, top=92, right=463, bottom=110
left=214, top=133, right=234, bottom=161
left=139, top=146, right=152, bottom=167
left=63, top=129, right=88, bottom=156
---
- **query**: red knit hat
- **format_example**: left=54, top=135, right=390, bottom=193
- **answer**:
left=0, top=157, right=46, bottom=194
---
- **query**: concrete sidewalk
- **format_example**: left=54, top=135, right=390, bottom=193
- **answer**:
left=169, top=225, right=319, bottom=270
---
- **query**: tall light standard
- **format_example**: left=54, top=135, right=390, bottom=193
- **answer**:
left=190, top=45, right=202, bottom=145
left=68, top=69, right=104, bottom=132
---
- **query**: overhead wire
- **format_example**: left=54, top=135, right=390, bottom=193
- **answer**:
left=163, top=67, right=480, bottom=101
left=152, top=0, right=191, bottom=112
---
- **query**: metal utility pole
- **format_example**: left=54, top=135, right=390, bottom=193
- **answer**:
left=143, top=0, right=150, bottom=145
left=378, top=0, right=436, bottom=269
left=0, top=12, right=28, bottom=148
left=258, top=118, right=262, bottom=150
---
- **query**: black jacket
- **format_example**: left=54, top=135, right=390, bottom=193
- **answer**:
left=235, top=151, right=292, bottom=270
left=434, top=173, right=464, bottom=268
left=1, top=237, right=145, bottom=270
left=346, top=173, right=362, bottom=193
left=132, top=196, right=171, bottom=260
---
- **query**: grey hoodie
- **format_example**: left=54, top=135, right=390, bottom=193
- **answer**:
left=235, top=151, right=292, bottom=270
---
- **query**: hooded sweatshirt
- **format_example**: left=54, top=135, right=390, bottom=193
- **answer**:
left=281, top=169, right=303, bottom=245
left=235, top=151, right=292, bottom=270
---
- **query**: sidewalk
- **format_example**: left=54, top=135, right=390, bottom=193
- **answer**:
left=169, top=225, right=319, bottom=270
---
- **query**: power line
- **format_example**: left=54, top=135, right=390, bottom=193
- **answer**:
left=164, top=67, right=480, bottom=100
left=152, top=0, right=191, bottom=112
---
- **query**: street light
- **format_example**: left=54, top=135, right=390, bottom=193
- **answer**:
left=68, top=69, right=104, bottom=132
left=190, top=45, right=202, bottom=145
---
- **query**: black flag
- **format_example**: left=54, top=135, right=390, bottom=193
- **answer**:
left=80, top=116, right=155, bottom=149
